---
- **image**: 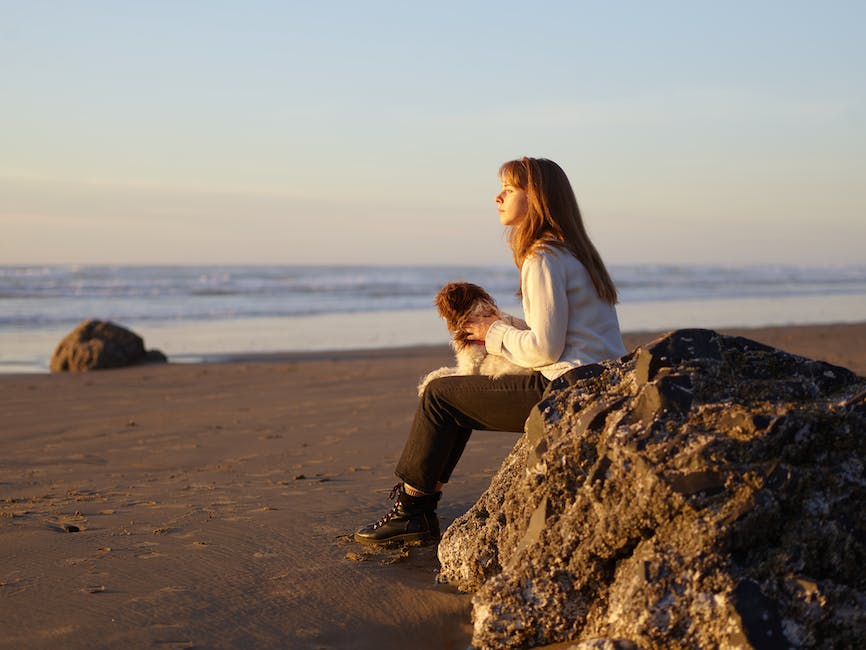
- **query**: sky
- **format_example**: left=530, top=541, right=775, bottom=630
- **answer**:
left=2, top=1, right=865, bottom=266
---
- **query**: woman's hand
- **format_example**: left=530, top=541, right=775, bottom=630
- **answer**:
left=464, top=313, right=501, bottom=342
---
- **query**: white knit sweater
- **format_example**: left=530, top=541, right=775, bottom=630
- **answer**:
left=484, top=246, right=626, bottom=380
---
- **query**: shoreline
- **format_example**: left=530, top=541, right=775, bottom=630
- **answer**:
left=26, top=321, right=866, bottom=377
left=4, top=320, right=864, bottom=377
left=1, top=321, right=864, bottom=649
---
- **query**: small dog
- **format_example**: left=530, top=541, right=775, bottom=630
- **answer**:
left=418, top=282, right=531, bottom=396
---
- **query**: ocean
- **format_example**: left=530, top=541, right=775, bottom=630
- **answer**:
left=2, top=264, right=866, bottom=374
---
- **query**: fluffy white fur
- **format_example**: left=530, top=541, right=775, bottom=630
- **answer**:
left=417, top=282, right=531, bottom=396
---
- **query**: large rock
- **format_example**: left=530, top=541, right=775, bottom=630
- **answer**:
left=437, top=329, right=866, bottom=649
left=50, top=319, right=167, bottom=372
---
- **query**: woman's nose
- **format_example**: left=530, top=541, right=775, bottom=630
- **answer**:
left=494, top=192, right=503, bottom=204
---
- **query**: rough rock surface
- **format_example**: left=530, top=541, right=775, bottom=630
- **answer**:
left=50, top=319, right=167, bottom=372
left=437, top=329, right=866, bottom=649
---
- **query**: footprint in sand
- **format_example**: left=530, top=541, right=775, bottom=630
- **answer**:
left=45, top=513, right=88, bottom=533
left=134, top=541, right=167, bottom=559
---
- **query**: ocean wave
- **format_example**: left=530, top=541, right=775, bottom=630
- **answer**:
left=2, top=263, right=865, bottom=332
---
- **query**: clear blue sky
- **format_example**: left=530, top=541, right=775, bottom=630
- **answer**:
left=2, top=1, right=864, bottom=265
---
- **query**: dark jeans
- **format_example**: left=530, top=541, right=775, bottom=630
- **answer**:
left=395, top=372, right=551, bottom=493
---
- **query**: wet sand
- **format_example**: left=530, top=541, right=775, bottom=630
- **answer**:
left=1, top=323, right=864, bottom=649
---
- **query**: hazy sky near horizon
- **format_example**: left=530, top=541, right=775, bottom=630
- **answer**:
left=2, top=1, right=865, bottom=266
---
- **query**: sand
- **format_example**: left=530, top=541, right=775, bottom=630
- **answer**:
left=2, top=323, right=864, bottom=649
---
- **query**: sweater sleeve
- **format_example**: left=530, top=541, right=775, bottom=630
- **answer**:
left=485, top=252, right=568, bottom=367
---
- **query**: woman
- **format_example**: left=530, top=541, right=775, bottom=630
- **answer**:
left=354, top=156, right=626, bottom=545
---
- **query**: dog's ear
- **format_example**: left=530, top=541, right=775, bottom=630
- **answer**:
left=434, top=283, right=463, bottom=331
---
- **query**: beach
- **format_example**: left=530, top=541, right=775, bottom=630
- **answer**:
left=2, top=322, right=865, bottom=649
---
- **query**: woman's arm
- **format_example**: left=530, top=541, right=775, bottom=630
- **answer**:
left=467, top=251, right=569, bottom=368
left=499, top=312, right=528, bottom=329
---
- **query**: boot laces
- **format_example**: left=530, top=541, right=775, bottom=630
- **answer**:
left=371, top=483, right=404, bottom=530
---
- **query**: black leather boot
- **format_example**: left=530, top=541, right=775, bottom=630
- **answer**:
left=354, top=484, right=441, bottom=545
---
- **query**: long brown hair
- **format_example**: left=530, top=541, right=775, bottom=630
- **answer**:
left=499, top=156, right=618, bottom=304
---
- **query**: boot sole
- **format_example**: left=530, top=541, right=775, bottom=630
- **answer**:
left=353, top=531, right=439, bottom=546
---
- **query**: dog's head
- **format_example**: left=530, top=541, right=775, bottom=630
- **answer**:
left=434, top=282, right=498, bottom=349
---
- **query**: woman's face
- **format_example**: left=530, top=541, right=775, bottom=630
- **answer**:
left=495, top=181, right=528, bottom=227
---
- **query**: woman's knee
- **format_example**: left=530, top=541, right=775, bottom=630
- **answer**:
left=422, top=375, right=477, bottom=408
left=423, top=376, right=452, bottom=396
